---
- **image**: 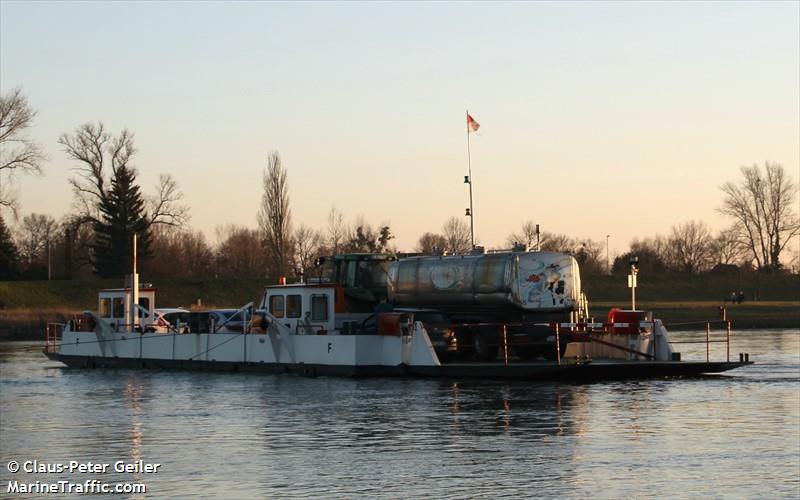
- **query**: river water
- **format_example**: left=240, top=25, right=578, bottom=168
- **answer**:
left=1, top=329, right=798, bottom=499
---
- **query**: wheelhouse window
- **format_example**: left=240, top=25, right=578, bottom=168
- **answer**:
left=286, top=295, right=302, bottom=318
left=112, top=298, right=125, bottom=318
left=269, top=295, right=285, bottom=318
left=138, top=297, right=150, bottom=318
left=99, top=298, right=111, bottom=318
left=311, top=295, right=328, bottom=321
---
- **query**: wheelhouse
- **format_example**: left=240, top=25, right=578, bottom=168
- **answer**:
left=97, top=286, right=157, bottom=330
left=260, top=284, right=337, bottom=334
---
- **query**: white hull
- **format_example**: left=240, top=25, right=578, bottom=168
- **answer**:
left=55, top=322, right=441, bottom=369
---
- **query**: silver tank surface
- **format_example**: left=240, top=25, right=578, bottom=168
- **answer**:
left=387, top=251, right=581, bottom=312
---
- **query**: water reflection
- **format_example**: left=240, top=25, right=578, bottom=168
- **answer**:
left=438, top=380, right=590, bottom=440
left=0, top=332, right=798, bottom=499
left=124, top=377, right=144, bottom=463
left=122, top=377, right=147, bottom=499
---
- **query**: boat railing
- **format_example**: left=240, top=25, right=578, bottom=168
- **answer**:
left=663, top=319, right=733, bottom=363
left=44, top=322, right=64, bottom=353
left=294, top=323, right=327, bottom=335
left=70, top=313, right=97, bottom=333
left=213, top=302, right=254, bottom=334
left=552, top=322, right=658, bottom=362
left=439, top=320, right=658, bottom=366
left=437, top=318, right=735, bottom=365
left=109, top=322, right=147, bottom=333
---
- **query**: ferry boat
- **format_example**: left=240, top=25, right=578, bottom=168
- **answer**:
left=44, top=251, right=752, bottom=380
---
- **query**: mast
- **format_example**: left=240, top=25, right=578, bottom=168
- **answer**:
left=465, top=110, right=475, bottom=249
left=129, top=233, right=139, bottom=329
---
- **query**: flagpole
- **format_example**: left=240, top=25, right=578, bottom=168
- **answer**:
left=466, top=110, right=475, bottom=250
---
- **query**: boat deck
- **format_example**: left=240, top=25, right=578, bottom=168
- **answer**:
left=422, top=359, right=752, bottom=380
left=46, top=351, right=752, bottom=381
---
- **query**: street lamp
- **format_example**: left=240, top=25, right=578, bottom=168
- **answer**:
left=606, top=234, right=610, bottom=274
left=628, top=255, right=639, bottom=310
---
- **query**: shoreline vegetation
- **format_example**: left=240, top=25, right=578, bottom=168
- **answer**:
left=1, top=274, right=797, bottom=340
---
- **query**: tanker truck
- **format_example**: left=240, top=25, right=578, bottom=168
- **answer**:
left=315, top=250, right=587, bottom=361
left=386, top=251, right=587, bottom=360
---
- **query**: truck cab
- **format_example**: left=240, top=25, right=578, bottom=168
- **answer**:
left=318, top=253, right=395, bottom=312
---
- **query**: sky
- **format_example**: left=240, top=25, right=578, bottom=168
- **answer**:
left=1, top=1, right=798, bottom=256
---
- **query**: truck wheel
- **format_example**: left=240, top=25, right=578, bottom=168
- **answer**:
left=437, top=351, right=455, bottom=363
left=514, top=346, right=543, bottom=361
left=454, top=344, right=473, bottom=361
left=541, top=343, right=568, bottom=361
left=451, top=327, right=473, bottom=361
left=472, top=330, right=498, bottom=361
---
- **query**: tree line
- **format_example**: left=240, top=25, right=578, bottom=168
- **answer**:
left=1, top=87, right=798, bottom=281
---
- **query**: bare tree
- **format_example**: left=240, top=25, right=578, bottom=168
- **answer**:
left=612, top=237, right=669, bottom=274
left=14, top=213, right=57, bottom=269
left=61, top=122, right=131, bottom=224
left=573, top=239, right=605, bottom=274
left=257, top=151, right=292, bottom=276
left=505, top=220, right=539, bottom=249
left=667, top=220, right=714, bottom=273
left=326, top=206, right=346, bottom=255
left=0, top=87, right=46, bottom=215
left=214, top=224, right=270, bottom=279
left=416, top=232, right=447, bottom=254
left=148, top=174, right=188, bottom=227
left=60, top=122, right=187, bottom=229
left=13, top=213, right=69, bottom=280
left=143, top=225, right=214, bottom=279
left=442, top=216, right=471, bottom=255
left=712, top=226, right=747, bottom=266
left=59, top=122, right=187, bottom=274
left=787, top=237, right=800, bottom=274
left=293, top=224, right=323, bottom=276
left=51, top=215, right=95, bottom=279
left=214, top=223, right=236, bottom=247
left=719, top=163, right=800, bottom=272
left=530, top=230, right=606, bottom=273
left=539, top=232, right=574, bottom=253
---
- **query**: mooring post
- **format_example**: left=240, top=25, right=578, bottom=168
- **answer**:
left=652, top=320, right=657, bottom=361
left=502, top=324, right=509, bottom=367
left=554, top=323, right=561, bottom=365
left=706, top=322, right=711, bottom=362
left=726, top=320, right=731, bottom=363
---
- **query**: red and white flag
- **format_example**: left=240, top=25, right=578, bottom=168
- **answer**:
left=467, top=113, right=480, bottom=133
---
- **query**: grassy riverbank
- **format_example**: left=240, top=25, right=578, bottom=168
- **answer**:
left=1, top=274, right=797, bottom=339
left=583, top=273, right=799, bottom=330
left=589, top=301, right=799, bottom=330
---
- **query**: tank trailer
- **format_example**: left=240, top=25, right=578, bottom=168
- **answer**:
left=320, top=250, right=587, bottom=361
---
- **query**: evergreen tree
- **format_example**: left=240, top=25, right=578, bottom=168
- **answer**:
left=92, top=165, right=152, bottom=278
left=0, top=215, right=21, bottom=279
